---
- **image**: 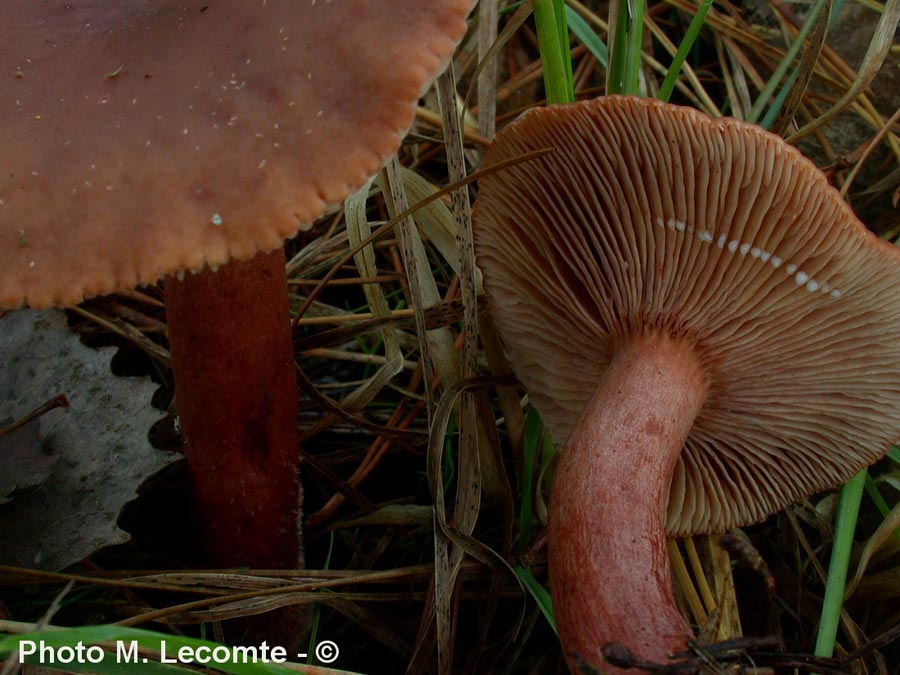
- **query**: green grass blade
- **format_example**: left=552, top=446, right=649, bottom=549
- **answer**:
left=830, top=0, right=848, bottom=22
left=514, top=565, right=557, bottom=634
left=13, top=645, right=193, bottom=675
left=758, top=66, right=800, bottom=130
left=607, top=0, right=646, bottom=95
left=658, top=0, right=713, bottom=102
left=533, top=0, right=574, bottom=104
left=622, top=0, right=646, bottom=95
left=814, top=469, right=867, bottom=659
left=747, top=0, right=829, bottom=124
left=553, top=0, right=574, bottom=97
left=606, top=0, right=628, bottom=94
left=864, top=473, right=892, bottom=518
left=305, top=531, right=335, bottom=665
left=519, top=409, right=545, bottom=544
left=565, top=5, right=608, bottom=68
left=864, top=473, right=900, bottom=544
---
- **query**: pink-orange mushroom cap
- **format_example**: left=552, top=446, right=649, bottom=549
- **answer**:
left=473, top=96, right=900, bottom=672
left=0, top=0, right=474, bottom=590
left=1, top=0, right=471, bottom=308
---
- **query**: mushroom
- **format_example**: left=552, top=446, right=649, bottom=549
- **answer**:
left=0, top=1, right=472, bottom=569
left=473, top=96, right=900, bottom=672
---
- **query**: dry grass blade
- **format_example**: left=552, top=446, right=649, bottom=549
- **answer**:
left=683, top=537, right=717, bottom=616
left=721, top=33, right=768, bottom=113
left=70, top=305, right=171, bottom=365
left=164, top=592, right=324, bottom=623
left=436, top=59, right=484, bottom=547
left=381, top=153, right=462, bottom=673
left=294, top=364, right=424, bottom=441
left=293, top=179, right=418, bottom=524
left=166, top=590, right=430, bottom=625
left=851, top=566, right=900, bottom=603
left=0, top=582, right=74, bottom=675
left=295, top=308, right=417, bottom=326
left=673, top=536, right=742, bottom=643
left=842, top=104, right=900, bottom=196
left=297, top=301, right=464, bottom=352
left=479, top=310, right=527, bottom=466
left=426, top=377, right=523, bottom=576
left=325, top=598, right=414, bottom=659
left=788, top=0, right=900, bottom=144
left=379, top=156, right=458, bottom=413
left=702, top=536, right=742, bottom=642
left=111, top=568, right=444, bottom=628
left=844, top=499, right=900, bottom=599
left=0, top=394, right=68, bottom=437
left=668, top=539, right=708, bottom=627
left=769, top=0, right=832, bottom=136
left=292, top=148, right=551, bottom=351
left=300, top=348, right=418, bottom=372
left=343, top=178, right=405, bottom=409
left=437, top=65, right=509, bottom=508
left=0, top=566, right=230, bottom=595
left=433, top=67, right=520, bottom=672
left=429, top=67, right=481, bottom=674
left=415, top=106, right=491, bottom=148
left=399, top=169, right=467, bottom=281
left=478, top=0, right=499, bottom=140
left=327, top=504, right=434, bottom=530
left=715, top=35, right=751, bottom=119
left=418, top=375, right=526, bottom=675
left=462, top=0, right=534, bottom=132
left=135, top=573, right=294, bottom=591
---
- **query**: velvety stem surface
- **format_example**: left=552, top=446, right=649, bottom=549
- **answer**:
left=165, top=249, right=301, bottom=569
left=549, top=334, right=708, bottom=673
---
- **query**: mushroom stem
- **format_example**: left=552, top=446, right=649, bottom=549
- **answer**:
left=165, top=249, right=301, bottom=569
left=549, top=333, right=708, bottom=673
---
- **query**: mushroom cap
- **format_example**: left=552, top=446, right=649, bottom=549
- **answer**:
left=474, top=96, right=900, bottom=536
left=1, top=0, right=472, bottom=308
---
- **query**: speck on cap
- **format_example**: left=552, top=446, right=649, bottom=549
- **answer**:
left=474, top=95, right=900, bottom=536
left=1, top=0, right=472, bottom=308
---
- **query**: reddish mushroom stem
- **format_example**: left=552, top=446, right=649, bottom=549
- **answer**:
left=165, top=249, right=301, bottom=569
left=549, top=333, right=708, bottom=673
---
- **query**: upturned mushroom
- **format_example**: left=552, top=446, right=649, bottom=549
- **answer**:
left=473, top=96, right=900, bottom=672
left=1, top=1, right=472, bottom=569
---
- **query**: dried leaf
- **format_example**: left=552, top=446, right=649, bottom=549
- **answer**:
left=0, top=419, right=57, bottom=505
left=0, top=310, right=174, bottom=570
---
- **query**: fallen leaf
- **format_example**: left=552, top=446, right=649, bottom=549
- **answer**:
left=0, top=418, right=58, bottom=505
left=0, top=309, right=176, bottom=570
